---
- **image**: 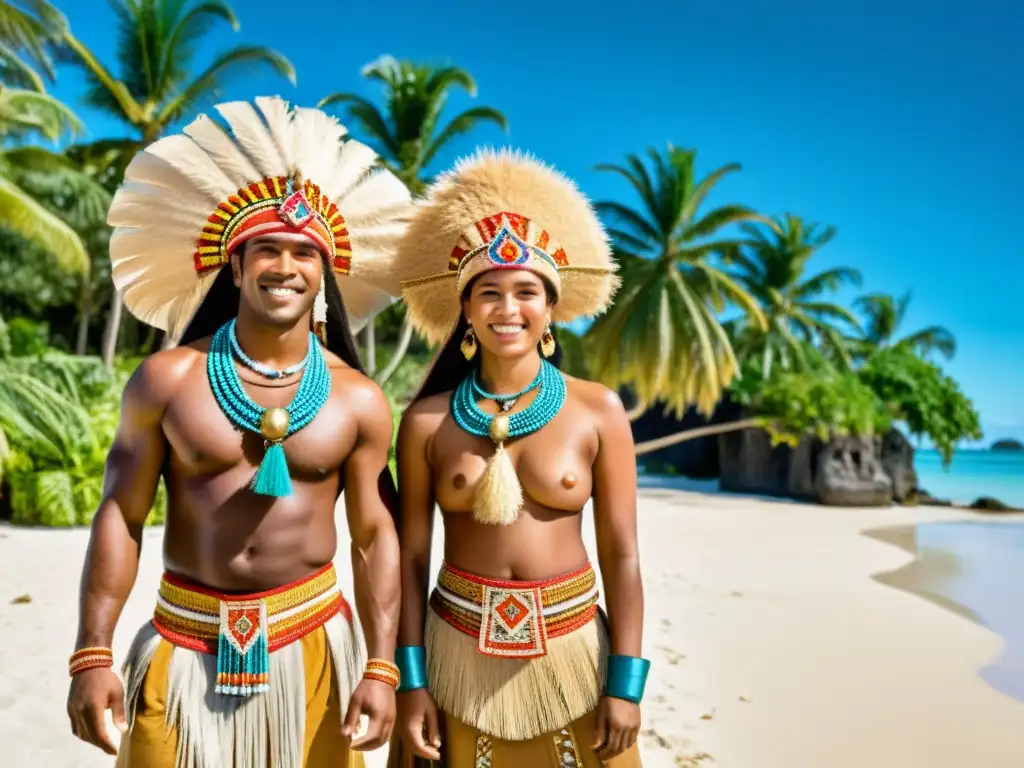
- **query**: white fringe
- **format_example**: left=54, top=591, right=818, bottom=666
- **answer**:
left=425, top=609, right=609, bottom=742
left=122, top=614, right=362, bottom=768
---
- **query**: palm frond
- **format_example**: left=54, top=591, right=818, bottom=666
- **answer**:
left=423, top=105, right=507, bottom=167
left=156, top=44, right=295, bottom=124
left=318, top=92, right=400, bottom=160
left=0, top=173, right=89, bottom=272
left=0, top=86, right=82, bottom=141
left=0, top=0, right=67, bottom=83
left=2, top=146, right=111, bottom=229
left=795, top=266, right=862, bottom=298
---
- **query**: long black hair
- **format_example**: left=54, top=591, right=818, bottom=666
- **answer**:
left=179, top=260, right=398, bottom=513
left=411, top=281, right=564, bottom=405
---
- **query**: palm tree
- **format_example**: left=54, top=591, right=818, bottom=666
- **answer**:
left=587, top=144, right=768, bottom=422
left=853, top=291, right=956, bottom=360
left=60, top=0, right=296, bottom=365
left=319, top=55, right=508, bottom=380
left=319, top=55, right=508, bottom=196
left=730, top=214, right=862, bottom=376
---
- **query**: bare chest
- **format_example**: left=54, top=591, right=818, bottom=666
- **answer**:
left=163, top=371, right=356, bottom=478
left=431, top=403, right=598, bottom=514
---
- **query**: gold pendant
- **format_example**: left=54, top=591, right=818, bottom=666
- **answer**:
left=488, top=414, right=510, bottom=444
left=259, top=408, right=290, bottom=442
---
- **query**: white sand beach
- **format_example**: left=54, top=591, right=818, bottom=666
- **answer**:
left=2, top=489, right=1024, bottom=768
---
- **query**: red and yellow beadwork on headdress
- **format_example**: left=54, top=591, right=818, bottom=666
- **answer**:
left=193, top=176, right=353, bottom=275
left=107, top=96, right=413, bottom=340
left=389, top=149, right=620, bottom=345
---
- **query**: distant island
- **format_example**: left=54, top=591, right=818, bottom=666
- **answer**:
left=991, top=438, right=1024, bottom=452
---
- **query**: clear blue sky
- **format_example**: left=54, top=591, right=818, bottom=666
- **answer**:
left=50, top=0, right=1023, bottom=446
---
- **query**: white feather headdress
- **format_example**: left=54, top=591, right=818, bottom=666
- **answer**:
left=107, top=95, right=413, bottom=340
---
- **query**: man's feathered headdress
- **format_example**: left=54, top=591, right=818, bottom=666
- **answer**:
left=107, top=95, right=412, bottom=340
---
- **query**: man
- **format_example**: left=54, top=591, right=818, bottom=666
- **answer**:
left=66, top=96, right=413, bottom=768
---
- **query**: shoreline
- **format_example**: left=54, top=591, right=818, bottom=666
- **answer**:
left=2, top=488, right=1024, bottom=767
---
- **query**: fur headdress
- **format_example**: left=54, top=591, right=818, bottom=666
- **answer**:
left=380, top=148, right=620, bottom=344
left=107, top=95, right=413, bottom=340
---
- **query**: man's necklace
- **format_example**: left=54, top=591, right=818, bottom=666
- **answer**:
left=208, top=318, right=330, bottom=497
left=229, top=322, right=309, bottom=379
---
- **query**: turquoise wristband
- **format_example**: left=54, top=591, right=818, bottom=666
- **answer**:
left=604, top=654, right=651, bottom=703
left=395, top=646, right=428, bottom=693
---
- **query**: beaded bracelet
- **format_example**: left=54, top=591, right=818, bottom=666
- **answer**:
left=394, top=646, right=428, bottom=693
left=363, top=658, right=401, bottom=689
left=604, top=654, right=651, bottom=703
left=69, top=647, right=114, bottom=677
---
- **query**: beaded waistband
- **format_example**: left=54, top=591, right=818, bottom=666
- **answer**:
left=152, top=563, right=349, bottom=655
left=430, top=562, right=599, bottom=658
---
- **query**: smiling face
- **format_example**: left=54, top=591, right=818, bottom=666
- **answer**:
left=462, top=269, right=554, bottom=360
left=230, top=233, right=323, bottom=328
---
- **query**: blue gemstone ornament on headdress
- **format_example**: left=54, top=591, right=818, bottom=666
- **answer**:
left=487, top=225, right=531, bottom=266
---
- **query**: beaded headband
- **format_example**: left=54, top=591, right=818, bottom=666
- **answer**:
left=107, top=96, right=414, bottom=340
left=389, top=148, right=620, bottom=345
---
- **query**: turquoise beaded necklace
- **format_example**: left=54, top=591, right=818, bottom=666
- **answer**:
left=451, top=359, right=566, bottom=444
left=207, top=318, right=331, bottom=497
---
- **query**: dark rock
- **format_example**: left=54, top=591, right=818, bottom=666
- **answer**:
left=630, top=393, right=745, bottom=478
left=968, top=496, right=1021, bottom=512
left=815, top=436, right=893, bottom=507
left=991, top=439, right=1024, bottom=452
left=880, top=428, right=918, bottom=503
left=911, top=489, right=953, bottom=507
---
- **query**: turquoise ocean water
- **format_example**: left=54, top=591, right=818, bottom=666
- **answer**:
left=904, top=521, right=1024, bottom=703
left=914, top=450, right=1024, bottom=508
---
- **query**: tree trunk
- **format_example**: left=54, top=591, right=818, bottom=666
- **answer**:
left=375, top=314, right=414, bottom=386
left=363, top=320, right=376, bottom=377
left=75, top=281, right=92, bottom=356
left=102, top=291, right=123, bottom=368
left=633, top=418, right=760, bottom=456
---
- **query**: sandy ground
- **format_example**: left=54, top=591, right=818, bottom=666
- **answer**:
left=2, top=489, right=1024, bottom=768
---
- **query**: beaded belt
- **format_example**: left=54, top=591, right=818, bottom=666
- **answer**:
left=152, top=563, right=350, bottom=697
left=429, top=562, right=599, bottom=659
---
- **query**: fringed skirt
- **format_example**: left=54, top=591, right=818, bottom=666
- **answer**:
left=115, top=564, right=365, bottom=768
left=389, top=562, right=642, bottom=768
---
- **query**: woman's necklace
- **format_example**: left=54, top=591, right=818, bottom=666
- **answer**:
left=450, top=359, right=566, bottom=525
left=469, top=364, right=544, bottom=412
left=207, top=319, right=331, bottom=497
left=229, top=320, right=309, bottom=379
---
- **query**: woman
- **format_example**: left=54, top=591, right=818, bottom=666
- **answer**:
left=386, top=149, right=648, bottom=767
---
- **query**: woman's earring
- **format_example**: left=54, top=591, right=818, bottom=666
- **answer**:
left=540, top=321, right=556, bottom=358
left=461, top=324, right=478, bottom=360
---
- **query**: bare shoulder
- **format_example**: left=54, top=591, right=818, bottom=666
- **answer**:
left=564, top=374, right=627, bottom=419
left=126, top=343, right=204, bottom=410
left=323, top=354, right=393, bottom=431
left=399, top=391, right=451, bottom=440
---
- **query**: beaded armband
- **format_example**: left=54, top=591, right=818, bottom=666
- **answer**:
left=394, top=646, right=428, bottom=693
left=604, top=654, right=651, bottom=703
left=69, top=647, right=114, bottom=677
left=363, top=658, right=400, bottom=689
